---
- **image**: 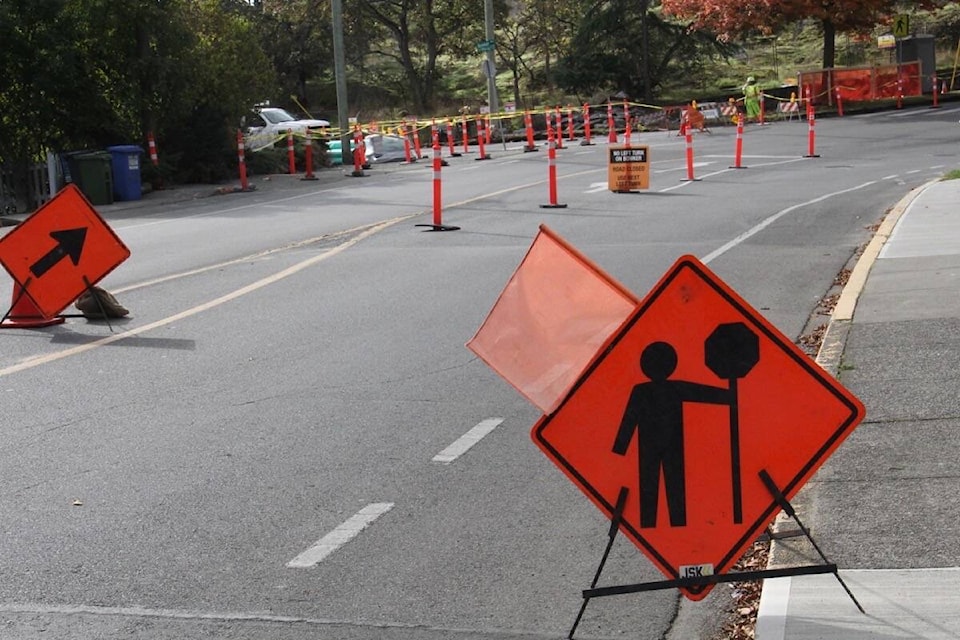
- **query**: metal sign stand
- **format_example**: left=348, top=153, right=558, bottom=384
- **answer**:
left=567, top=470, right=864, bottom=640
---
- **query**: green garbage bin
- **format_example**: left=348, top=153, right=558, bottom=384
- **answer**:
left=68, top=151, right=114, bottom=205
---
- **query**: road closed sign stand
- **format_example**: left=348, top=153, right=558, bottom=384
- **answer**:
left=608, top=145, right=649, bottom=193
left=0, top=184, right=131, bottom=327
left=468, top=231, right=867, bottom=638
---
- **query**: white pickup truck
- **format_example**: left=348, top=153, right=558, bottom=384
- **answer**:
left=244, top=107, right=330, bottom=151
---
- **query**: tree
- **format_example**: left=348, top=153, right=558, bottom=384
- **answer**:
left=495, top=17, right=537, bottom=108
left=553, top=0, right=734, bottom=100
left=253, top=1, right=335, bottom=110
left=355, top=0, right=497, bottom=113
left=0, top=0, right=276, bottom=188
left=516, top=0, right=589, bottom=92
left=661, top=0, right=940, bottom=70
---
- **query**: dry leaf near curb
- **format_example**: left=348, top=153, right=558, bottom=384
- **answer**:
left=74, top=286, right=129, bottom=319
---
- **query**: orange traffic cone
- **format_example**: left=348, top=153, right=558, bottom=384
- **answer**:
left=0, top=283, right=65, bottom=328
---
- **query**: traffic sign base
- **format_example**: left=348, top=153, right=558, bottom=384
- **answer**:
left=566, top=471, right=864, bottom=639
left=0, top=314, right=65, bottom=329
left=580, top=141, right=595, bottom=146
left=539, top=203, right=568, bottom=209
left=523, top=145, right=539, bottom=153
left=415, top=224, right=461, bottom=232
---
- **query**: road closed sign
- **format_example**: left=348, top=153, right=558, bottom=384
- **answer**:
left=608, top=145, right=649, bottom=192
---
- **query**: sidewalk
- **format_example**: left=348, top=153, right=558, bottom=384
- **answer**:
left=756, top=178, right=960, bottom=639
left=96, top=168, right=356, bottom=214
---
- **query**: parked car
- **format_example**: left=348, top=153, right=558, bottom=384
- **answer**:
left=327, top=133, right=410, bottom=165
left=244, top=107, right=330, bottom=152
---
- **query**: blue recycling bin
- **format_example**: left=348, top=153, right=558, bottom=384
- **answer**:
left=106, top=145, right=144, bottom=201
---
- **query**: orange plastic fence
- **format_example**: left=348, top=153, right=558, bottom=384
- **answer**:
left=798, top=62, right=921, bottom=104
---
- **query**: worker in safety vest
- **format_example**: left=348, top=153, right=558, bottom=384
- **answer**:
left=742, top=76, right=761, bottom=122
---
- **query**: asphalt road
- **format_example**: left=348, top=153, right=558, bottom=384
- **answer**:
left=0, top=104, right=957, bottom=639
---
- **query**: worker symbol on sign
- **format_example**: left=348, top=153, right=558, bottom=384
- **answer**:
left=612, top=322, right=759, bottom=527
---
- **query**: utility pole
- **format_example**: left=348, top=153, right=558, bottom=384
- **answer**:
left=482, top=0, right=502, bottom=146
left=640, top=0, right=651, bottom=102
left=332, top=0, right=351, bottom=166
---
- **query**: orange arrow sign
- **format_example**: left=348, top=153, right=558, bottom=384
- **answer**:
left=0, top=184, right=130, bottom=318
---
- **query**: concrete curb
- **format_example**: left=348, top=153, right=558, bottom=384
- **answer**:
left=757, top=176, right=943, bottom=640
left=829, top=179, right=937, bottom=324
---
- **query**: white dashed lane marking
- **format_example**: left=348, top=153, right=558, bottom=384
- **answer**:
left=286, top=503, right=394, bottom=568
left=432, top=418, right=504, bottom=464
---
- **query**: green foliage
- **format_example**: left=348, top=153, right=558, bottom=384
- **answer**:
left=4, top=0, right=960, bottom=196
left=354, top=0, right=497, bottom=112
left=0, top=0, right=275, bottom=184
left=553, top=2, right=738, bottom=100
left=254, top=1, right=335, bottom=109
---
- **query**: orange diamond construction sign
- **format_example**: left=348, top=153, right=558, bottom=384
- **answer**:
left=530, top=255, right=864, bottom=600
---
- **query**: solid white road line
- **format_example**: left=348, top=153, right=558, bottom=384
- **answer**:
left=286, top=503, right=394, bottom=568
left=700, top=180, right=877, bottom=263
left=432, top=418, right=504, bottom=464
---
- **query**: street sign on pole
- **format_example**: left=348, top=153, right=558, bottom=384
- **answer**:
left=893, top=14, right=910, bottom=38
left=0, top=184, right=130, bottom=319
left=532, top=255, right=864, bottom=601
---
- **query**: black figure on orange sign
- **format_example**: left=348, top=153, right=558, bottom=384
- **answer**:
left=612, top=341, right=732, bottom=528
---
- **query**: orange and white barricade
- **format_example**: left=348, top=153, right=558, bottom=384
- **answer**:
left=778, top=96, right=801, bottom=122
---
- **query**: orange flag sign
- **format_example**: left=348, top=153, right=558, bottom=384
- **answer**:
left=466, top=225, right=638, bottom=413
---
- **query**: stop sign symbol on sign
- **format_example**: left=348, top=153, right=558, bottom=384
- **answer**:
left=704, top=322, right=760, bottom=524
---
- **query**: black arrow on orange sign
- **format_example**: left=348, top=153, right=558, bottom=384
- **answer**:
left=29, top=227, right=87, bottom=278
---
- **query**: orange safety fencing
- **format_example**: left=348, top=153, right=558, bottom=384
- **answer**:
left=798, top=61, right=921, bottom=105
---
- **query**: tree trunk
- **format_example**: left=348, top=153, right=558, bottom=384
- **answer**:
left=821, top=18, right=835, bottom=70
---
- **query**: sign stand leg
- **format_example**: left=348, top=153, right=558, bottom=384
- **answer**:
left=758, top=469, right=865, bottom=614
left=77, top=275, right=117, bottom=333
left=567, top=487, right=629, bottom=640
left=569, top=472, right=864, bottom=628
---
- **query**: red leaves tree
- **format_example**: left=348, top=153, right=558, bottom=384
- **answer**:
left=661, top=0, right=938, bottom=70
